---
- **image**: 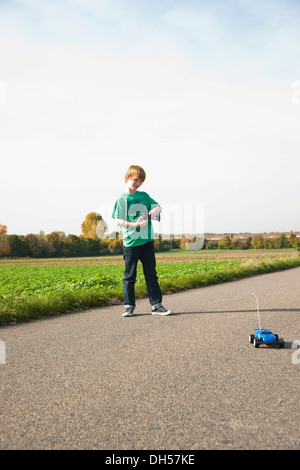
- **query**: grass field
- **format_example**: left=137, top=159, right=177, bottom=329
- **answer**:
left=1, top=249, right=300, bottom=324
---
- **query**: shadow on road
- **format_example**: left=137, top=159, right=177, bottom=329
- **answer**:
left=168, top=309, right=300, bottom=350
left=170, top=308, right=300, bottom=316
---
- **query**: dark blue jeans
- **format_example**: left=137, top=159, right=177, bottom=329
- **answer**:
left=123, top=241, right=162, bottom=309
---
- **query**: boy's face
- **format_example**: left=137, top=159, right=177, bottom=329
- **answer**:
left=127, top=176, right=143, bottom=193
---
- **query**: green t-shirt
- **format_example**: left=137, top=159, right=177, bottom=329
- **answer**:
left=112, top=191, right=159, bottom=247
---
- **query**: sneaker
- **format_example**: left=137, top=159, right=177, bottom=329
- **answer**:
left=122, top=307, right=134, bottom=317
left=152, top=305, right=173, bottom=316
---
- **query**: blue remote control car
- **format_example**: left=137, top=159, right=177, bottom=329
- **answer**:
left=249, top=329, right=284, bottom=348
left=249, top=294, right=284, bottom=348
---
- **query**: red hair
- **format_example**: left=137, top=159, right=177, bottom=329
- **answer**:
left=125, top=165, right=146, bottom=183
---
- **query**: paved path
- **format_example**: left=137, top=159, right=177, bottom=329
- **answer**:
left=1, top=268, right=300, bottom=450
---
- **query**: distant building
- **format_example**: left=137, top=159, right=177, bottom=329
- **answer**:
left=204, top=231, right=300, bottom=240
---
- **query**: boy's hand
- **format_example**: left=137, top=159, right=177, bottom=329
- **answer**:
left=135, top=216, right=148, bottom=228
left=148, top=206, right=162, bottom=219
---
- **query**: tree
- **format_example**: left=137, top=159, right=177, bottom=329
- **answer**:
left=79, top=236, right=100, bottom=256
left=45, top=231, right=65, bottom=257
left=204, top=239, right=218, bottom=250
left=0, top=225, right=7, bottom=236
left=61, top=234, right=82, bottom=257
left=251, top=234, right=264, bottom=249
left=180, top=235, right=188, bottom=250
left=239, top=238, right=252, bottom=250
left=107, top=238, right=123, bottom=254
left=19, top=235, right=30, bottom=257
left=81, top=212, right=108, bottom=240
left=230, top=238, right=241, bottom=250
left=24, top=234, right=43, bottom=257
left=6, top=235, right=24, bottom=257
left=218, top=235, right=231, bottom=250
left=263, top=237, right=273, bottom=249
left=288, top=231, right=297, bottom=248
left=273, top=234, right=288, bottom=249
left=0, top=225, right=11, bottom=257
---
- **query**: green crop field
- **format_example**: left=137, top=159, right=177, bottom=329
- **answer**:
left=1, top=249, right=300, bottom=324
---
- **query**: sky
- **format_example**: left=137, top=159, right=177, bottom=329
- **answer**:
left=1, top=0, right=300, bottom=236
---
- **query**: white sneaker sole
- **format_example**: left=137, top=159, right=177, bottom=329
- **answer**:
left=152, top=310, right=173, bottom=316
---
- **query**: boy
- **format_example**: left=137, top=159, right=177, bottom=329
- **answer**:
left=112, top=165, right=172, bottom=317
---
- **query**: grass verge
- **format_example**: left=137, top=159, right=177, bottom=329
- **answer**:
left=1, top=253, right=300, bottom=325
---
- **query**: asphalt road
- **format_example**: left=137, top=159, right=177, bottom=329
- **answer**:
left=1, top=267, right=300, bottom=450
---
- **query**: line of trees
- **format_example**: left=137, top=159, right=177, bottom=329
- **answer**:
left=0, top=229, right=177, bottom=258
left=0, top=218, right=299, bottom=259
left=206, top=233, right=300, bottom=250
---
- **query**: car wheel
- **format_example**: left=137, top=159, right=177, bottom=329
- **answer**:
left=249, top=334, right=254, bottom=343
left=254, top=338, right=259, bottom=348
